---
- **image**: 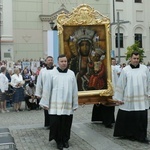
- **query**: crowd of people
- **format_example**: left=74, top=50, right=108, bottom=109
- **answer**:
left=0, top=51, right=150, bottom=150
left=0, top=58, right=46, bottom=113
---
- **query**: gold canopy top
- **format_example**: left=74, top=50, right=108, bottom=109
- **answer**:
left=57, top=4, right=110, bottom=34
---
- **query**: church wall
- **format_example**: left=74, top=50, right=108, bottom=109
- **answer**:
left=2, top=0, right=150, bottom=63
left=0, top=0, right=13, bottom=61
left=110, top=0, right=150, bottom=64
left=12, top=0, right=110, bottom=61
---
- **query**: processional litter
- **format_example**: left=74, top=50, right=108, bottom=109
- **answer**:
left=57, top=4, right=119, bottom=105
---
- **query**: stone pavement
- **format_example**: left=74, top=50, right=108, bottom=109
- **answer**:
left=0, top=103, right=150, bottom=150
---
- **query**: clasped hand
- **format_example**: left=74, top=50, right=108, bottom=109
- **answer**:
left=115, top=100, right=124, bottom=106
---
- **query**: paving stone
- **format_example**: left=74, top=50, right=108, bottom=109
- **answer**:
left=0, top=104, right=150, bottom=150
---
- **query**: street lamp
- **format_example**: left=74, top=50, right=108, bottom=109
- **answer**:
left=49, top=20, right=55, bottom=30
left=113, top=0, right=115, bottom=23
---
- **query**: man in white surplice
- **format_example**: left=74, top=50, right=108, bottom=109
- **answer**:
left=91, top=58, right=119, bottom=128
left=113, top=51, right=150, bottom=143
left=39, top=54, right=78, bottom=150
left=35, top=56, right=54, bottom=129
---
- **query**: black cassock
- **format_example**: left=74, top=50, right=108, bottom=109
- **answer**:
left=44, top=65, right=54, bottom=128
left=114, top=109, right=147, bottom=141
left=49, top=115, right=73, bottom=144
left=44, top=109, right=50, bottom=127
left=91, top=104, right=115, bottom=127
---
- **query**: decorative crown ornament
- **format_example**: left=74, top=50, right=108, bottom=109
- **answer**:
left=69, top=27, right=95, bottom=44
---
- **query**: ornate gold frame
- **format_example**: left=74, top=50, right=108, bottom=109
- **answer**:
left=57, top=4, right=114, bottom=104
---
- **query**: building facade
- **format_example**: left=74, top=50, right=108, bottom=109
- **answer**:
left=12, top=0, right=110, bottom=61
left=110, top=0, right=150, bottom=64
left=1, top=0, right=150, bottom=63
left=0, top=0, right=13, bottom=61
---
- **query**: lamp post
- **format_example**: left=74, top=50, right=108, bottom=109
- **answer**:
left=112, top=0, right=115, bottom=23
left=49, top=20, right=55, bottom=30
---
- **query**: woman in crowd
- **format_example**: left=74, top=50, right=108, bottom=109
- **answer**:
left=5, top=68, right=13, bottom=108
left=0, top=66, right=9, bottom=113
left=11, top=68, right=25, bottom=112
left=25, top=80, right=40, bottom=110
left=22, top=68, right=31, bottom=87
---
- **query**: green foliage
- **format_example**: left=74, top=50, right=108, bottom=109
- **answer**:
left=125, top=41, right=145, bottom=62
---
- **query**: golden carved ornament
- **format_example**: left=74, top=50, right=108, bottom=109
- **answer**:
left=99, top=80, right=114, bottom=96
left=78, top=79, right=113, bottom=97
left=57, top=4, right=110, bottom=35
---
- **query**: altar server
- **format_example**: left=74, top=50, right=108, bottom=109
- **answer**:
left=39, top=54, right=78, bottom=150
left=113, top=51, right=150, bottom=144
left=35, top=56, right=54, bottom=128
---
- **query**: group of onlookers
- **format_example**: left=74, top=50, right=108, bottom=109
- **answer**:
left=0, top=59, right=45, bottom=113
left=0, top=66, right=10, bottom=113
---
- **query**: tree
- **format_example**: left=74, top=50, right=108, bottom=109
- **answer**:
left=125, top=42, right=145, bottom=62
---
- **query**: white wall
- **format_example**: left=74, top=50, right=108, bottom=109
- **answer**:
left=110, top=0, right=150, bottom=64
left=1, top=0, right=13, bottom=60
left=12, top=0, right=110, bottom=61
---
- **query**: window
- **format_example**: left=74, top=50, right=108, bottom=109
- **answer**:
left=116, top=0, right=123, bottom=2
left=135, top=34, right=142, bottom=48
left=4, top=53, right=11, bottom=58
left=135, top=0, right=142, bottom=3
left=115, top=33, right=124, bottom=48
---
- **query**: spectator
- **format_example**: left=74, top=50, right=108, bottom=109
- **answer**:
left=22, top=68, right=31, bottom=87
left=5, top=68, right=13, bottom=107
left=25, top=81, right=40, bottom=111
left=0, top=66, right=9, bottom=113
left=30, top=72, right=36, bottom=84
left=11, top=68, right=25, bottom=112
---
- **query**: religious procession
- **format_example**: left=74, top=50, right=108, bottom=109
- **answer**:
left=0, top=52, right=150, bottom=150
left=1, top=1, right=150, bottom=150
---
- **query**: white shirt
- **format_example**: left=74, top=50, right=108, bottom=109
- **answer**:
left=25, top=84, right=36, bottom=96
left=11, top=74, right=24, bottom=88
left=111, top=65, right=119, bottom=90
left=35, top=67, right=55, bottom=97
left=35, top=67, right=48, bottom=97
left=114, top=64, right=150, bottom=111
left=0, top=73, right=8, bottom=92
left=39, top=68, right=78, bottom=115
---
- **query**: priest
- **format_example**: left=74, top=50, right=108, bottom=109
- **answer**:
left=39, top=54, right=78, bottom=150
left=35, top=56, right=54, bottom=129
left=113, top=51, right=150, bottom=144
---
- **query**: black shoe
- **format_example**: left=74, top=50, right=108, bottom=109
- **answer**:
left=57, top=143, right=63, bottom=150
left=139, top=138, right=150, bottom=144
left=18, top=109, right=23, bottom=111
left=45, top=126, right=50, bottom=130
left=28, top=108, right=31, bottom=111
left=63, top=141, right=69, bottom=148
left=119, top=136, right=135, bottom=141
left=63, top=142, right=69, bottom=148
left=105, top=124, right=113, bottom=128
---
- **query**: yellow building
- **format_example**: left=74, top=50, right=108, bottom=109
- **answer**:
left=11, top=0, right=110, bottom=61
left=1, top=0, right=149, bottom=63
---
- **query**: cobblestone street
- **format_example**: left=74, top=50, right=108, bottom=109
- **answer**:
left=1, top=104, right=150, bottom=150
